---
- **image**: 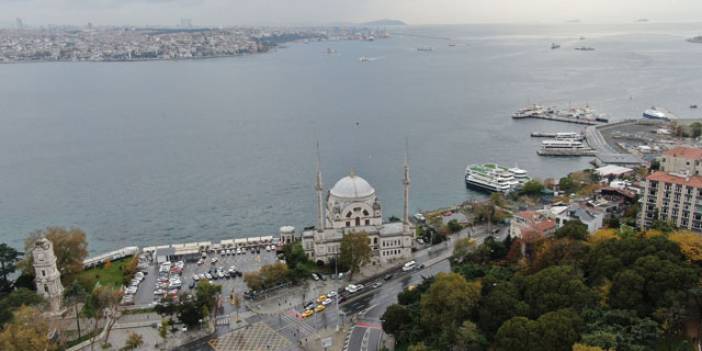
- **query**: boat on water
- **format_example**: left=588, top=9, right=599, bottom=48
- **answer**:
left=643, top=109, right=670, bottom=120
left=537, top=139, right=595, bottom=156
left=448, top=42, right=457, bottom=47
left=551, top=43, right=561, bottom=49
left=690, top=105, right=698, bottom=109
left=326, top=48, right=337, bottom=54
left=417, top=47, right=433, bottom=52
left=464, top=163, right=530, bottom=193
left=359, top=56, right=370, bottom=63
left=574, top=46, right=595, bottom=51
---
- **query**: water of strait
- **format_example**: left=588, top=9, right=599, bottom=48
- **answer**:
left=2, top=23, right=702, bottom=253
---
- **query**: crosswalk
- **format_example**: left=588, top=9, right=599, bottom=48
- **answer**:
left=278, top=313, right=317, bottom=336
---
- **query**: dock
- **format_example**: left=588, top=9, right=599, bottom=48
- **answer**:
left=584, top=121, right=645, bottom=166
left=537, top=148, right=596, bottom=156
left=514, top=114, right=601, bottom=125
left=530, top=132, right=585, bottom=140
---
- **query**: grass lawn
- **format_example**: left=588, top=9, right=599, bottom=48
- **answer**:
left=76, top=256, right=131, bottom=288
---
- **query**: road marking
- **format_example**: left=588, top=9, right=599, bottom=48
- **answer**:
left=355, top=323, right=381, bottom=330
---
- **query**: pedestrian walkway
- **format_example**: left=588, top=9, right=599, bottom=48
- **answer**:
left=209, top=322, right=295, bottom=351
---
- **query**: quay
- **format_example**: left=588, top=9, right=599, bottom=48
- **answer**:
left=531, top=131, right=585, bottom=140
left=537, top=148, right=596, bottom=156
left=584, top=120, right=645, bottom=167
left=514, top=113, right=601, bottom=125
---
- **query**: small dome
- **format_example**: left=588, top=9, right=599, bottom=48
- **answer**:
left=330, top=174, right=375, bottom=199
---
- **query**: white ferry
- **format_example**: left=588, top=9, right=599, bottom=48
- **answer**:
left=643, top=109, right=671, bottom=120
left=464, top=163, right=530, bottom=193
left=537, top=139, right=595, bottom=156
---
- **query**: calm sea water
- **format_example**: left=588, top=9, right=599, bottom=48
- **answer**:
left=2, top=23, right=702, bottom=253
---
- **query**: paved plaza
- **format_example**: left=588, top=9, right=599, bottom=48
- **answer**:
left=208, top=322, right=296, bottom=351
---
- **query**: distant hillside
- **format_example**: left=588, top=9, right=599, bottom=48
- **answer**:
left=362, top=19, right=407, bottom=26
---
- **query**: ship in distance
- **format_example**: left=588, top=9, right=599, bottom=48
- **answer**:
left=464, top=163, right=530, bottom=193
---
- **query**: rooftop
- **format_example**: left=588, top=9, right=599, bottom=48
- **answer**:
left=663, top=146, right=702, bottom=160
left=647, top=171, right=702, bottom=188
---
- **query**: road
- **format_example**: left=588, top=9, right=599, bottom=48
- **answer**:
left=341, top=225, right=508, bottom=351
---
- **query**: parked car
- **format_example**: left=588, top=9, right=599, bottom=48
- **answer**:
left=311, top=273, right=320, bottom=281
left=304, top=302, right=316, bottom=310
left=315, top=305, right=326, bottom=313
left=371, top=281, right=383, bottom=289
left=327, top=290, right=338, bottom=297
left=211, top=257, right=218, bottom=264
left=322, top=298, right=333, bottom=306
left=384, top=273, right=394, bottom=281
left=302, top=309, right=314, bottom=318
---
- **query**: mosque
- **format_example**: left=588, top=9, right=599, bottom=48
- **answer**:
left=280, top=150, right=415, bottom=265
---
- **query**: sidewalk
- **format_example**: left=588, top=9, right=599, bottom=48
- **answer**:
left=301, top=325, right=351, bottom=351
left=244, top=279, right=341, bottom=314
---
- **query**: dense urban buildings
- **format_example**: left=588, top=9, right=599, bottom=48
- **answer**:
left=0, top=26, right=387, bottom=63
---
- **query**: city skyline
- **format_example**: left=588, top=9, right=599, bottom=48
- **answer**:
left=2, top=0, right=702, bottom=27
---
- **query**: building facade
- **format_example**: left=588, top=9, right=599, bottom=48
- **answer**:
left=32, top=238, right=64, bottom=314
left=660, top=146, right=702, bottom=175
left=299, top=152, right=414, bottom=265
left=640, top=171, right=702, bottom=232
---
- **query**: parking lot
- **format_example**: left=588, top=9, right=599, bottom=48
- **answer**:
left=131, top=247, right=280, bottom=312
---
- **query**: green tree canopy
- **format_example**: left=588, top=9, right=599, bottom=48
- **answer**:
left=420, top=272, right=481, bottom=346
left=554, top=220, right=589, bottom=241
left=0, top=243, right=19, bottom=294
left=339, top=231, right=372, bottom=275
left=520, top=179, right=545, bottom=196
left=523, top=265, right=597, bottom=317
left=478, top=281, right=529, bottom=337
left=21, top=227, right=88, bottom=284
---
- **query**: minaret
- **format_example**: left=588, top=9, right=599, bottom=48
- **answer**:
left=315, top=142, right=325, bottom=231
left=32, top=238, right=64, bottom=315
left=403, top=140, right=411, bottom=226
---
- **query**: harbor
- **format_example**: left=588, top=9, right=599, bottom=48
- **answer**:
left=513, top=104, right=609, bottom=125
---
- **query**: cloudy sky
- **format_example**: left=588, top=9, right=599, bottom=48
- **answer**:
left=2, top=0, right=701, bottom=27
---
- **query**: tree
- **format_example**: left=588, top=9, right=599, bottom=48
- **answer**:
left=22, top=227, right=88, bottom=284
left=455, top=320, right=487, bottom=351
left=63, top=281, right=87, bottom=339
left=608, top=269, right=645, bottom=313
left=243, top=271, right=264, bottom=291
left=381, top=304, right=412, bottom=338
left=0, top=288, right=45, bottom=328
left=668, top=231, right=702, bottom=262
left=0, top=305, right=54, bottom=351
left=520, top=179, right=545, bottom=197
left=523, top=265, right=597, bottom=317
left=339, top=231, right=372, bottom=276
left=420, top=273, right=481, bottom=346
left=408, top=342, right=430, bottom=351
left=477, top=281, right=529, bottom=337
left=529, top=239, right=590, bottom=274
left=690, top=122, right=702, bottom=138
left=121, top=332, right=143, bottom=351
left=0, top=243, right=19, bottom=294
left=580, top=309, right=660, bottom=351
left=572, top=344, right=605, bottom=351
left=554, top=220, right=589, bottom=241
left=495, top=316, right=541, bottom=351
left=195, top=280, right=222, bottom=322
left=447, top=219, right=462, bottom=233
left=559, top=176, right=577, bottom=194
left=282, top=241, right=308, bottom=271
left=83, top=285, right=122, bottom=350
left=231, top=291, right=241, bottom=322
left=537, top=309, right=584, bottom=351
left=453, top=237, right=476, bottom=260
left=588, top=229, right=618, bottom=245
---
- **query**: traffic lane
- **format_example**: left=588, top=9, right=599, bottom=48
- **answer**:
left=368, top=328, right=383, bottom=351
left=342, top=259, right=451, bottom=319
left=348, top=327, right=366, bottom=351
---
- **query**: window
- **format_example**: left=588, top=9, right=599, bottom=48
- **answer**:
left=365, top=219, right=370, bottom=225
left=346, top=212, right=352, bottom=218
left=41, top=270, right=46, bottom=277
left=346, top=221, right=350, bottom=227
left=363, top=209, right=369, bottom=216
left=355, top=217, right=360, bottom=226
left=44, top=285, right=49, bottom=293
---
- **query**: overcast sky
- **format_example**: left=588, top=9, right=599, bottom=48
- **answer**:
left=2, top=0, right=702, bottom=27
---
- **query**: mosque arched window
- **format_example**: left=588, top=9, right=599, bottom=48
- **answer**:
left=355, top=217, right=360, bottom=226
left=363, top=210, right=369, bottom=216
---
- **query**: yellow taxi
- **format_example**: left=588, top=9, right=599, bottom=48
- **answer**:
left=315, top=304, right=326, bottom=313
left=301, top=309, right=314, bottom=319
left=316, top=294, right=327, bottom=304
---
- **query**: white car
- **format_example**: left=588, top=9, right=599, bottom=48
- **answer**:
left=197, top=259, right=204, bottom=265
left=236, top=248, right=242, bottom=255
left=322, top=298, right=333, bottom=306
left=205, top=273, right=213, bottom=280
left=193, top=274, right=200, bottom=281
left=345, top=284, right=361, bottom=293
left=134, top=272, right=145, bottom=280
left=211, top=257, right=218, bottom=264
left=327, top=290, right=338, bottom=297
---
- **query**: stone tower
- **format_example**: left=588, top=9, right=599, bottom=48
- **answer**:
left=33, top=238, right=64, bottom=314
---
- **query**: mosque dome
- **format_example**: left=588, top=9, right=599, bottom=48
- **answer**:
left=329, top=174, right=375, bottom=199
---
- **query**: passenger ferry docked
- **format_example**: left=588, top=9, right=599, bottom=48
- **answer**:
left=464, top=163, right=530, bottom=193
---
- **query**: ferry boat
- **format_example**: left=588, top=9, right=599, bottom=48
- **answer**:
left=417, top=47, right=433, bottom=52
left=464, top=163, right=530, bottom=193
left=643, top=109, right=669, bottom=120
left=359, top=56, right=370, bottom=63
left=551, top=43, right=561, bottom=49
left=537, top=139, right=595, bottom=156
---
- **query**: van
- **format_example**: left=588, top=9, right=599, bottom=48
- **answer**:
left=402, top=260, right=417, bottom=272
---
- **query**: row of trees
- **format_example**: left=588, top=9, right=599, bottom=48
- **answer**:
left=382, top=225, right=702, bottom=351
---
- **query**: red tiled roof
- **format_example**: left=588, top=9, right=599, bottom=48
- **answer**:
left=646, top=171, right=702, bottom=188
left=663, top=146, right=702, bottom=160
